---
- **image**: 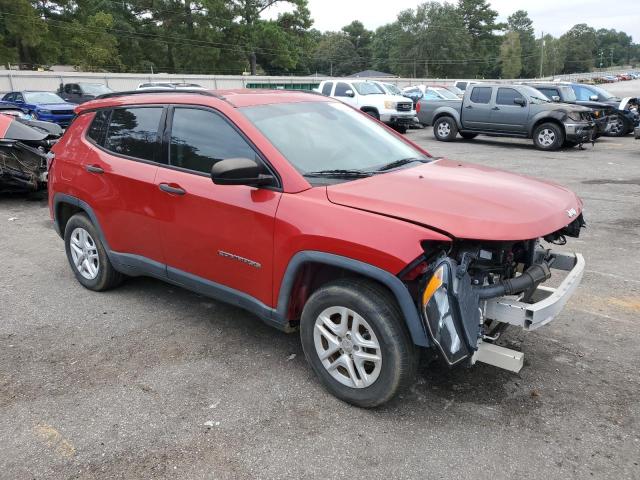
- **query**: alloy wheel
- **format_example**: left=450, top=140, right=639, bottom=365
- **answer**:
left=313, top=306, right=382, bottom=388
left=437, top=122, right=451, bottom=137
left=537, top=128, right=556, bottom=147
left=69, top=227, right=100, bottom=280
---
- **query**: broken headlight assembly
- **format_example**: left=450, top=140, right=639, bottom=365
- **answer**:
left=420, top=258, right=480, bottom=366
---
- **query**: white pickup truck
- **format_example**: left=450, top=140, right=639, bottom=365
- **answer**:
left=317, top=79, right=415, bottom=133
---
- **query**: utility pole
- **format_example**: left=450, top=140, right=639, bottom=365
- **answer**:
left=413, top=59, right=417, bottom=79
left=610, top=47, right=614, bottom=68
left=330, top=61, right=333, bottom=77
left=539, top=31, right=544, bottom=78
left=599, top=50, right=604, bottom=68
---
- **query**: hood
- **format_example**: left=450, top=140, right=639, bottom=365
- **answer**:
left=326, top=159, right=583, bottom=241
left=36, top=103, right=75, bottom=111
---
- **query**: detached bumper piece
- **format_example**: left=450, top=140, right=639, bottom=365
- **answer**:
left=0, top=140, right=48, bottom=193
left=564, top=122, right=595, bottom=144
left=482, top=251, right=585, bottom=331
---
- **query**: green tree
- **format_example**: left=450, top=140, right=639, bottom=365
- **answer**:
left=457, top=0, right=504, bottom=77
left=312, top=32, right=360, bottom=76
left=499, top=31, right=522, bottom=78
left=64, top=12, right=122, bottom=71
left=539, top=34, right=564, bottom=77
left=560, top=24, right=597, bottom=73
left=507, top=10, right=537, bottom=77
left=595, top=28, right=632, bottom=67
left=0, top=0, right=48, bottom=66
left=342, top=21, right=373, bottom=69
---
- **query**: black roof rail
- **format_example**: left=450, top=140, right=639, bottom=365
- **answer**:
left=95, top=89, right=223, bottom=100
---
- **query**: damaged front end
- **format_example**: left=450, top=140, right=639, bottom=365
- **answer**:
left=413, top=214, right=585, bottom=373
left=0, top=113, right=61, bottom=193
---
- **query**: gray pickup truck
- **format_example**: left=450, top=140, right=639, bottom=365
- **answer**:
left=417, top=84, right=595, bottom=150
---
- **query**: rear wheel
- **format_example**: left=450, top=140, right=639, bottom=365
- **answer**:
left=433, top=116, right=458, bottom=142
left=533, top=122, right=564, bottom=150
left=64, top=213, right=123, bottom=291
left=300, top=278, right=417, bottom=408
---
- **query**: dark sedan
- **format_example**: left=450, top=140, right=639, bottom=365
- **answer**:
left=1, top=91, right=75, bottom=127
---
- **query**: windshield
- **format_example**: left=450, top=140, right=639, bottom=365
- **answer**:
left=521, top=86, right=550, bottom=104
left=80, top=83, right=112, bottom=95
left=241, top=101, right=429, bottom=176
left=353, top=82, right=384, bottom=95
left=383, top=83, right=402, bottom=95
left=23, top=92, right=66, bottom=104
left=432, top=87, right=459, bottom=100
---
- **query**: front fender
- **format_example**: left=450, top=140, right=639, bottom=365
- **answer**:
left=528, top=110, right=567, bottom=136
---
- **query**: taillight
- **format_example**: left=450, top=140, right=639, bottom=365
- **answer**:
left=416, top=102, right=421, bottom=113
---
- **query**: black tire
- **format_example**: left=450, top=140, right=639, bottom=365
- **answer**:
left=393, top=125, right=408, bottom=134
left=605, top=114, right=628, bottom=137
left=64, top=212, right=123, bottom=291
left=433, top=116, right=458, bottom=142
left=460, top=132, right=477, bottom=140
left=532, top=122, right=564, bottom=151
left=300, top=278, right=417, bottom=408
left=363, top=109, right=379, bottom=120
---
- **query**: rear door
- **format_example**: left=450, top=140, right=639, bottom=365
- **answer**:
left=489, top=87, right=529, bottom=133
left=154, top=106, right=281, bottom=306
left=76, top=106, right=166, bottom=263
left=461, top=86, right=494, bottom=130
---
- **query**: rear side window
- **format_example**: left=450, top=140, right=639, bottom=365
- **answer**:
left=169, top=108, right=257, bottom=174
left=470, top=87, right=492, bottom=104
left=104, top=107, right=163, bottom=162
left=536, top=88, right=558, bottom=99
left=496, top=88, right=522, bottom=105
left=321, top=82, right=333, bottom=96
left=334, top=82, right=351, bottom=97
left=87, top=110, right=110, bottom=145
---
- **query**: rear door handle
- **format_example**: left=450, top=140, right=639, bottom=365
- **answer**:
left=86, top=165, right=104, bottom=174
left=491, top=106, right=500, bottom=110
left=159, top=183, right=186, bottom=196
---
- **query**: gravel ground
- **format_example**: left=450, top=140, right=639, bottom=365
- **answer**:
left=1, top=104, right=640, bottom=479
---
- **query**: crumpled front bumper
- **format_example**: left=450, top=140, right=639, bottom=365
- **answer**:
left=564, top=122, right=595, bottom=143
left=481, top=251, right=585, bottom=330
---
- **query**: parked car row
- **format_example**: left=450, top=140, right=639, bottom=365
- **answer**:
left=412, top=79, right=639, bottom=149
left=593, top=72, right=640, bottom=83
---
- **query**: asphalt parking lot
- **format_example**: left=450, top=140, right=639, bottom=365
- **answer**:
left=2, top=113, right=640, bottom=479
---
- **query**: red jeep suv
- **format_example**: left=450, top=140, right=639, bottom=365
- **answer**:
left=49, top=89, right=585, bottom=407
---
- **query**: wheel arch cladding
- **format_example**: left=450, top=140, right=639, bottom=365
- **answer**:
left=275, top=251, right=430, bottom=347
left=53, top=193, right=112, bottom=254
left=530, top=113, right=565, bottom=136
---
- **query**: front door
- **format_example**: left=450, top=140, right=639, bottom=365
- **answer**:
left=155, top=106, right=281, bottom=306
left=489, top=87, right=529, bottom=133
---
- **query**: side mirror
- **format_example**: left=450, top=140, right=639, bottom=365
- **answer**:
left=513, top=97, right=526, bottom=107
left=344, top=89, right=355, bottom=98
left=211, top=157, right=275, bottom=187
left=551, top=95, right=560, bottom=102
left=589, top=95, right=599, bottom=101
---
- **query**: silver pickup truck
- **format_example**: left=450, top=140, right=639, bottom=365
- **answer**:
left=417, top=83, right=596, bottom=150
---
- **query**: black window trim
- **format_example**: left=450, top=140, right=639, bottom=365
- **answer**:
left=469, top=86, right=493, bottom=104
left=496, top=87, right=522, bottom=106
left=162, top=104, right=282, bottom=190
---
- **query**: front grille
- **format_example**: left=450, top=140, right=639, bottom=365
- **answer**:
left=51, top=110, right=73, bottom=115
left=396, top=102, right=413, bottom=112
left=582, top=112, right=594, bottom=121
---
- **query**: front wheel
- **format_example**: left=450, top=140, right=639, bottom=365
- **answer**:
left=300, top=278, right=417, bottom=408
left=605, top=114, right=627, bottom=137
left=433, top=116, right=458, bottom=142
left=533, top=122, right=564, bottom=150
left=393, top=125, right=408, bottom=134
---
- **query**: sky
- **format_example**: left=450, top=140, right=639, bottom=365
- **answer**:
left=266, top=0, right=640, bottom=41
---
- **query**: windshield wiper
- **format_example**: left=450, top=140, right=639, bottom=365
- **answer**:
left=303, top=169, right=372, bottom=178
left=374, top=157, right=429, bottom=172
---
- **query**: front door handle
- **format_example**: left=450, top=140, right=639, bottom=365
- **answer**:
left=465, top=105, right=473, bottom=109
left=86, top=165, right=104, bottom=174
left=159, top=183, right=186, bottom=196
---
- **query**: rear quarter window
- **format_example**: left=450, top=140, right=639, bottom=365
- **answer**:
left=86, top=109, right=110, bottom=145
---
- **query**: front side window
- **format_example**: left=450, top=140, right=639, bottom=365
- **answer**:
left=334, top=82, right=352, bottom=97
left=321, top=82, right=333, bottom=96
left=353, top=82, right=383, bottom=95
left=104, top=107, right=163, bottom=162
left=169, top=108, right=257, bottom=174
left=241, top=101, right=429, bottom=176
left=496, top=88, right=523, bottom=105
left=470, top=87, right=492, bottom=104
left=572, top=85, right=596, bottom=101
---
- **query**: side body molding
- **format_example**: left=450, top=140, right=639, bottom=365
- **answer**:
left=52, top=193, right=429, bottom=346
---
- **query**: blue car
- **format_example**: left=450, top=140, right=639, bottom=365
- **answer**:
left=1, top=91, right=76, bottom=127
